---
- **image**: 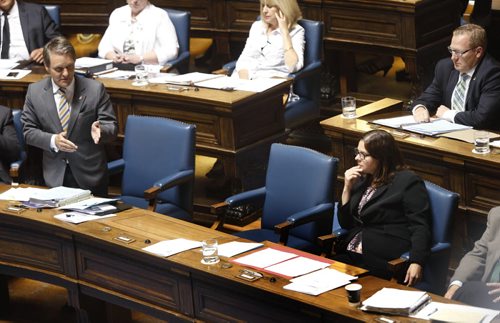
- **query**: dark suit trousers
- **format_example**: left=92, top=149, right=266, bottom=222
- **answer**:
left=453, top=281, right=500, bottom=310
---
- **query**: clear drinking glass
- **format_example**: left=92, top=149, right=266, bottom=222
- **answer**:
left=132, top=64, right=148, bottom=86
left=201, top=238, right=219, bottom=265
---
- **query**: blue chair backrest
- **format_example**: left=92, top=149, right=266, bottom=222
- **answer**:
left=164, top=8, right=191, bottom=73
left=424, top=181, right=459, bottom=245
left=11, top=109, right=26, bottom=161
left=298, top=19, right=323, bottom=70
left=44, top=5, right=60, bottom=27
left=262, top=143, right=337, bottom=242
left=121, top=115, right=195, bottom=213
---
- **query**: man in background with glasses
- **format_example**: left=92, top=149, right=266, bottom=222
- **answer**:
left=411, top=24, right=500, bottom=130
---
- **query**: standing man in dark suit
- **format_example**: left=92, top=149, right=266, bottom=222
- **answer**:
left=0, top=0, right=60, bottom=63
left=444, top=206, right=500, bottom=310
left=411, top=24, right=500, bottom=130
left=0, top=105, right=20, bottom=184
left=22, top=36, right=117, bottom=196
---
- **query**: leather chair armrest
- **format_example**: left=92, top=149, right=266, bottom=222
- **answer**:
left=225, top=187, right=266, bottom=208
left=144, top=169, right=194, bottom=209
left=108, top=159, right=125, bottom=176
left=274, top=203, right=333, bottom=245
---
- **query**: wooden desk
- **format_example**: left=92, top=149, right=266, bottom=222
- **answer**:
left=0, top=185, right=451, bottom=322
left=0, top=72, right=289, bottom=197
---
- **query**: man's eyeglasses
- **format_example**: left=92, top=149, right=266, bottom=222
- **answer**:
left=354, top=148, right=370, bottom=160
left=447, top=46, right=476, bottom=57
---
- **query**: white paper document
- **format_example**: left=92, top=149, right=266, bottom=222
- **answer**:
left=217, top=241, right=264, bottom=258
left=265, top=256, right=330, bottom=278
left=361, top=288, right=431, bottom=315
left=97, top=70, right=135, bottom=80
left=0, top=59, right=20, bottom=69
left=372, top=116, right=472, bottom=136
left=412, top=301, right=500, bottom=323
left=142, top=238, right=202, bottom=257
left=0, top=69, right=31, bottom=79
left=372, top=115, right=417, bottom=128
left=75, top=57, right=113, bottom=68
left=0, top=187, right=45, bottom=201
left=54, top=212, right=116, bottom=224
left=283, top=268, right=357, bottom=296
left=58, top=197, right=118, bottom=211
left=232, top=247, right=297, bottom=268
left=195, top=76, right=287, bottom=93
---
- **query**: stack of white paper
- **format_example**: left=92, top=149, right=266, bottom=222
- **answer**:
left=361, top=288, right=431, bottom=315
left=283, top=268, right=358, bottom=296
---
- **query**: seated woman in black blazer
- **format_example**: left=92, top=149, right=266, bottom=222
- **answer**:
left=336, top=129, right=432, bottom=286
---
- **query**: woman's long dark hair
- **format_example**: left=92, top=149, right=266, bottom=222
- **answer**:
left=362, top=129, right=407, bottom=187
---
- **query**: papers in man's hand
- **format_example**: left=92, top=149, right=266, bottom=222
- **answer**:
left=0, top=69, right=31, bottom=79
left=217, top=241, right=263, bottom=257
left=372, top=116, right=472, bottom=136
left=54, top=212, right=116, bottom=224
left=361, top=288, right=431, bottom=316
left=283, top=268, right=358, bottom=296
left=412, top=301, right=500, bottom=323
left=142, top=238, right=202, bottom=257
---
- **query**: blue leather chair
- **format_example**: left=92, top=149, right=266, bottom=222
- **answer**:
left=44, top=5, right=60, bottom=27
left=8, top=109, right=25, bottom=179
left=319, top=181, right=459, bottom=295
left=108, top=115, right=195, bottom=221
left=212, top=143, right=338, bottom=253
left=389, top=181, right=459, bottom=295
left=220, top=18, right=323, bottom=129
left=164, top=8, right=191, bottom=74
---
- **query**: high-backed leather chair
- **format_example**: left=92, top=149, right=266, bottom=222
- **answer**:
left=164, top=8, right=191, bottom=74
left=219, top=18, right=323, bottom=129
left=319, top=181, right=459, bottom=295
left=44, top=5, right=60, bottom=26
left=108, top=115, right=195, bottom=220
left=389, top=181, right=459, bottom=294
left=8, top=109, right=25, bottom=180
left=212, top=143, right=338, bottom=253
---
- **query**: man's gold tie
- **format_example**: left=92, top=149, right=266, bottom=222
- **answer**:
left=452, top=74, right=469, bottom=112
left=58, top=88, right=70, bottom=132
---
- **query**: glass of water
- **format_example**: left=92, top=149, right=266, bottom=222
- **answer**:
left=132, top=64, right=148, bottom=86
left=473, top=130, right=490, bottom=154
left=341, top=96, right=357, bottom=119
left=201, top=238, right=219, bottom=265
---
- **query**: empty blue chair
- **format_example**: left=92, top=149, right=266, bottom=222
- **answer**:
left=212, top=143, right=338, bottom=253
left=108, top=115, right=195, bottom=220
left=44, top=5, right=60, bottom=27
left=164, top=9, right=191, bottom=74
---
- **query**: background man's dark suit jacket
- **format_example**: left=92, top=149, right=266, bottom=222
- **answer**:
left=0, top=106, right=20, bottom=183
left=338, top=170, right=432, bottom=274
left=18, top=1, right=60, bottom=54
left=21, top=77, right=117, bottom=195
left=411, top=53, right=500, bottom=130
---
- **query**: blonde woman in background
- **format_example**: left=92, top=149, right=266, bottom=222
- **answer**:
left=234, top=0, right=304, bottom=80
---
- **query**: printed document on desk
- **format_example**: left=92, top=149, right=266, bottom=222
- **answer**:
left=360, top=287, right=431, bottom=316
left=54, top=212, right=116, bottom=224
left=195, top=76, right=287, bottom=92
left=232, top=247, right=297, bottom=268
left=217, top=241, right=264, bottom=257
left=412, top=301, right=500, bottom=322
left=0, top=59, right=20, bottom=70
left=0, top=69, right=31, bottom=79
left=284, top=268, right=358, bottom=296
left=142, top=238, right=202, bottom=257
left=372, top=116, right=472, bottom=136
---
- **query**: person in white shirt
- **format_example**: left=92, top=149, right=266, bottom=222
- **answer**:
left=98, top=0, right=178, bottom=66
left=0, top=0, right=60, bottom=64
left=234, top=0, right=304, bottom=80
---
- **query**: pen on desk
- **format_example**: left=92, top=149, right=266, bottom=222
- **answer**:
left=426, top=307, right=438, bottom=317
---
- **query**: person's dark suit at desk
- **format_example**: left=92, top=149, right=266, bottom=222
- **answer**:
left=444, top=206, right=500, bottom=310
left=0, top=105, right=20, bottom=184
left=0, top=0, right=60, bottom=64
left=21, top=36, right=117, bottom=196
left=411, top=24, right=500, bottom=130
